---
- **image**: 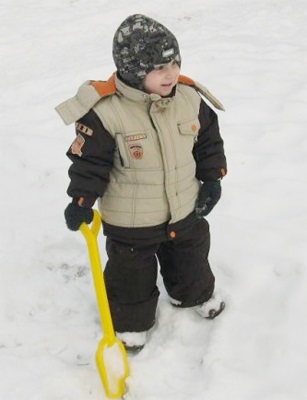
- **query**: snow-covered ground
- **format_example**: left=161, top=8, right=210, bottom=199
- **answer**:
left=1, top=0, right=307, bottom=399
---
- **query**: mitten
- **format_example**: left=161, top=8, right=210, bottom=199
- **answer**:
left=64, top=198, right=94, bottom=231
left=195, top=180, right=222, bottom=218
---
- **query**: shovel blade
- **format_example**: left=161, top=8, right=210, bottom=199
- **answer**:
left=96, top=337, right=129, bottom=399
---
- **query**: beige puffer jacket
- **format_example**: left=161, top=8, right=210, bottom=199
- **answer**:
left=56, top=74, right=225, bottom=228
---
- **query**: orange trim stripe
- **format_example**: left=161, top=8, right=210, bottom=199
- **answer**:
left=178, top=75, right=196, bottom=86
left=90, top=73, right=117, bottom=97
left=91, top=74, right=195, bottom=96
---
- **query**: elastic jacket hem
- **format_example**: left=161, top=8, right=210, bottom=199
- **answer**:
left=102, top=211, right=199, bottom=245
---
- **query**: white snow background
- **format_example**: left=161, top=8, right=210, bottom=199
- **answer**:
left=1, top=0, right=307, bottom=399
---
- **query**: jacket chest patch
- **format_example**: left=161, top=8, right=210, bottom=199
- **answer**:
left=125, top=133, right=147, bottom=142
left=75, top=122, right=93, bottom=136
left=129, top=144, right=143, bottom=160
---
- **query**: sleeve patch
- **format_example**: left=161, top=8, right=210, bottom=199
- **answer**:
left=70, top=134, right=85, bottom=157
left=76, top=122, right=93, bottom=136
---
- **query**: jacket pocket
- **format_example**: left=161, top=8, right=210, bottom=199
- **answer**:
left=178, top=117, right=200, bottom=138
left=175, top=117, right=200, bottom=166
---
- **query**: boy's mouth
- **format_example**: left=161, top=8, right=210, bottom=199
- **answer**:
left=161, top=83, right=173, bottom=88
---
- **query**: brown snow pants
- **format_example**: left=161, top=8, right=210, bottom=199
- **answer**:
left=104, top=218, right=215, bottom=332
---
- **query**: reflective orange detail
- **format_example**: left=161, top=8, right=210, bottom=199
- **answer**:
left=178, top=75, right=196, bottom=86
left=78, top=197, right=84, bottom=206
left=91, top=73, right=116, bottom=97
left=170, top=231, right=176, bottom=239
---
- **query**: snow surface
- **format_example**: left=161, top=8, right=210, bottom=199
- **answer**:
left=1, top=0, right=307, bottom=399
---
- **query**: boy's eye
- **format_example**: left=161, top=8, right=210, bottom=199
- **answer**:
left=154, top=60, right=179, bottom=71
left=155, top=60, right=178, bottom=71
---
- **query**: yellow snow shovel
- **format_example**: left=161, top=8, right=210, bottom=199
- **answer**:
left=80, top=210, right=129, bottom=399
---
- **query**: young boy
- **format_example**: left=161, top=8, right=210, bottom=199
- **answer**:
left=56, top=14, right=227, bottom=352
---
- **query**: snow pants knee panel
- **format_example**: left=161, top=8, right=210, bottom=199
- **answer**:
left=104, top=239, right=160, bottom=332
left=158, top=218, right=215, bottom=307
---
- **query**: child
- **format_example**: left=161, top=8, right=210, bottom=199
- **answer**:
left=56, top=14, right=227, bottom=352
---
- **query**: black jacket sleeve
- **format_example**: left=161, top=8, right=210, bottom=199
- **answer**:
left=66, top=109, right=115, bottom=201
left=193, top=99, right=227, bottom=181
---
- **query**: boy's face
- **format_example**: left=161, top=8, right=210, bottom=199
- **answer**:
left=144, top=61, right=180, bottom=96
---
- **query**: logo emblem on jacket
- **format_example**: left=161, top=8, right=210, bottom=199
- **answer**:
left=71, top=134, right=85, bottom=157
left=129, top=144, right=143, bottom=160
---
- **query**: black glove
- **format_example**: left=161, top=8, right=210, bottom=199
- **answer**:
left=195, top=180, right=222, bottom=218
left=64, top=199, right=94, bottom=231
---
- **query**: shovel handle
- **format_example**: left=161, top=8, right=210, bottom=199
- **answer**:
left=80, top=210, right=115, bottom=340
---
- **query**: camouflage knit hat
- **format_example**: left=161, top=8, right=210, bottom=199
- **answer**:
left=113, top=14, right=181, bottom=90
